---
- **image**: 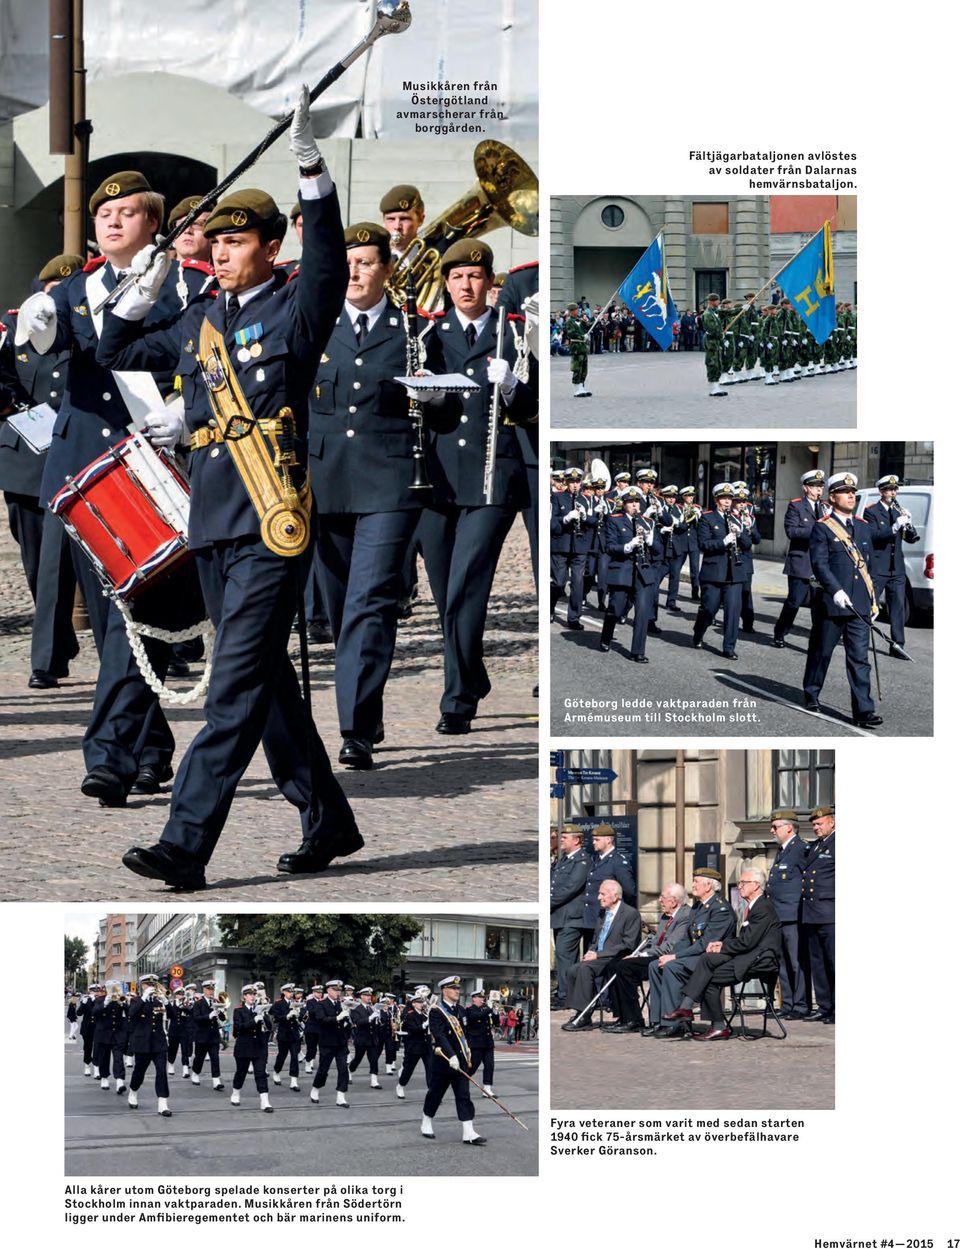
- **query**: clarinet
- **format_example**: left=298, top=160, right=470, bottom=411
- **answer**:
left=634, top=515, right=650, bottom=569
left=403, top=271, right=431, bottom=491
left=482, top=305, right=508, bottom=505
left=725, top=511, right=743, bottom=566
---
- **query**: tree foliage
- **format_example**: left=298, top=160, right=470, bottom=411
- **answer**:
left=64, top=936, right=87, bottom=984
left=216, top=914, right=424, bottom=987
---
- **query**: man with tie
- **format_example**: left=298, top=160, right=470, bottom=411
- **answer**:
left=602, top=883, right=692, bottom=1033
left=307, top=222, right=458, bottom=770
left=802, top=472, right=882, bottom=727
left=773, top=469, right=827, bottom=647
left=560, top=879, right=642, bottom=1031
left=17, top=170, right=194, bottom=807
left=800, top=805, right=836, bottom=1024
left=417, top=238, right=538, bottom=735
left=766, top=808, right=812, bottom=1018
left=863, top=474, right=920, bottom=658
left=96, top=89, right=361, bottom=888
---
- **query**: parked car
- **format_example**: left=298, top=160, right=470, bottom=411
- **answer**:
left=856, top=484, right=934, bottom=623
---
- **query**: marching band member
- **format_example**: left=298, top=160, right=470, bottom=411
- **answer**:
left=864, top=474, right=919, bottom=657
left=464, top=989, right=496, bottom=1098
left=773, top=469, right=826, bottom=648
left=598, top=486, right=664, bottom=662
left=189, top=980, right=226, bottom=1090
left=309, top=979, right=352, bottom=1108
left=550, top=467, right=593, bottom=628
left=302, top=983, right=325, bottom=1073
left=126, top=974, right=172, bottom=1116
left=421, top=975, right=485, bottom=1145
left=348, top=987, right=384, bottom=1088
left=381, top=991, right=399, bottom=1075
left=691, top=483, right=757, bottom=660
left=231, top=985, right=274, bottom=1111
left=92, top=982, right=129, bottom=1094
left=396, top=993, right=432, bottom=1099
left=270, top=983, right=303, bottom=1090
left=731, top=483, right=757, bottom=632
left=165, top=988, right=193, bottom=1077
left=78, top=985, right=100, bottom=1075
left=66, top=992, right=79, bottom=1042
left=678, top=487, right=701, bottom=601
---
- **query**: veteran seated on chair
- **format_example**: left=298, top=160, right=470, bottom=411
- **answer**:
left=660, top=866, right=782, bottom=1042
left=560, top=880, right=642, bottom=1032
left=601, top=883, right=692, bottom=1033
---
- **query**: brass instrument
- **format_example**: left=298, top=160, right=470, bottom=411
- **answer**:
left=402, top=270, right=431, bottom=491
left=385, top=139, right=539, bottom=312
left=682, top=502, right=701, bottom=526
left=482, top=304, right=508, bottom=505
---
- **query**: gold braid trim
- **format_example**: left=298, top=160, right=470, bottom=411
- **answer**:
left=821, top=516, right=877, bottom=613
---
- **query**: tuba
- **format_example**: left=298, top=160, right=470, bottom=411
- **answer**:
left=385, top=139, right=538, bottom=312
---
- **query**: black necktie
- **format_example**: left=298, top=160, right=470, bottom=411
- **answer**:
left=355, top=312, right=369, bottom=345
left=465, top=323, right=477, bottom=348
left=845, top=519, right=854, bottom=536
left=225, top=294, right=241, bottom=335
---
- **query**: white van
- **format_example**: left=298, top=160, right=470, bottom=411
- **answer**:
left=855, top=484, right=934, bottom=623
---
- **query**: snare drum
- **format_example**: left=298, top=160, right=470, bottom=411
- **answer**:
left=50, top=432, right=192, bottom=601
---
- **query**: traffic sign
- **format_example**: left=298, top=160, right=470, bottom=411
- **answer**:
left=550, top=783, right=566, bottom=799
left=170, top=965, right=184, bottom=979
left=549, top=750, right=565, bottom=768
left=556, top=767, right=618, bottom=785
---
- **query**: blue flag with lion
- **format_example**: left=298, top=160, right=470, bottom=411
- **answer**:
left=777, top=224, right=836, bottom=344
left=618, top=232, right=678, bottom=351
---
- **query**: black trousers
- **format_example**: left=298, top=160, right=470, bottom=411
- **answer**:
left=872, top=569, right=907, bottom=645
left=778, top=921, right=809, bottom=1013
left=274, top=1034, right=301, bottom=1076
left=468, top=1045, right=494, bottom=1084
left=605, top=956, right=652, bottom=1024
left=233, top=1053, right=269, bottom=1093
left=695, top=581, right=743, bottom=654
left=191, top=1041, right=221, bottom=1078
left=803, top=921, right=835, bottom=1015
left=398, top=1049, right=432, bottom=1087
left=803, top=601, right=874, bottom=717
left=81, top=1031, right=95, bottom=1064
left=167, top=1036, right=192, bottom=1065
left=312, top=1045, right=349, bottom=1092
left=6, top=495, right=79, bottom=675
left=418, top=503, right=517, bottom=716
left=550, top=550, right=586, bottom=623
left=682, top=952, right=744, bottom=1023
left=95, top=1041, right=126, bottom=1079
left=774, top=575, right=811, bottom=640
left=383, top=1033, right=398, bottom=1064
left=159, top=538, right=355, bottom=864
left=131, top=1051, right=169, bottom=1096
left=349, top=1037, right=382, bottom=1074
left=423, top=1061, right=474, bottom=1121
left=304, top=1033, right=320, bottom=1063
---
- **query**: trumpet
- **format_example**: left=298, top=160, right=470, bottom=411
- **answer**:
left=682, top=502, right=701, bottom=525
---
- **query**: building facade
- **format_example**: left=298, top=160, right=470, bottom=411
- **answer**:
left=404, top=913, right=539, bottom=1011
left=97, top=913, right=138, bottom=987
left=136, top=913, right=254, bottom=1005
left=552, top=749, right=835, bottom=920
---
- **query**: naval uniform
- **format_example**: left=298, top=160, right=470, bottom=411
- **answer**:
left=423, top=1000, right=475, bottom=1122
left=97, top=180, right=358, bottom=867
left=190, top=995, right=223, bottom=1078
left=270, top=998, right=302, bottom=1078
left=302, top=994, right=325, bottom=1066
left=864, top=499, right=920, bottom=646
left=348, top=1002, right=384, bottom=1075
left=803, top=513, right=876, bottom=719
left=310, top=996, right=352, bottom=1093
left=550, top=490, right=594, bottom=624
left=308, top=295, right=459, bottom=744
left=127, top=993, right=170, bottom=1098
left=165, top=999, right=194, bottom=1070
left=397, top=1005, right=433, bottom=1087
left=693, top=509, right=756, bottom=655
left=800, top=832, right=835, bottom=1018
left=92, top=996, right=129, bottom=1081
left=463, top=1003, right=496, bottom=1085
left=775, top=495, right=825, bottom=643
left=659, top=501, right=693, bottom=609
left=0, top=313, right=79, bottom=679
left=417, top=305, right=538, bottom=719
left=600, top=512, right=664, bottom=658
left=78, top=994, right=97, bottom=1066
left=232, top=1005, right=272, bottom=1092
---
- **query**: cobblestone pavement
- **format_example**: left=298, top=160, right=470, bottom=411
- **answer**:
left=64, top=1032, right=540, bottom=1176
left=0, top=512, right=538, bottom=902
left=550, top=352, right=856, bottom=427
left=550, top=1010, right=834, bottom=1110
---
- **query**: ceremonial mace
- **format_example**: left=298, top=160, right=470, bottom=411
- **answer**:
left=93, top=1, right=413, bottom=314
left=432, top=1049, right=530, bottom=1131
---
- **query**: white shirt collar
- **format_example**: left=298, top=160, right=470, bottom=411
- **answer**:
left=603, top=901, right=620, bottom=921
left=344, top=294, right=388, bottom=332
left=454, top=306, right=492, bottom=336
left=232, top=275, right=276, bottom=310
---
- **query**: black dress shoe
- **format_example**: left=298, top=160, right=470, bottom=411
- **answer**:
left=804, top=697, right=821, bottom=712
left=820, top=1014, right=835, bottom=1025
left=652, top=1024, right=687, bottom=1039
left=782, top=1010, right=809, bottom=1020
left=122, top=843, right=206, bottom=891
left=462, top=1137, right=487, bottom=1145
left=338, top=739, right=374, bottom=770
left=640, top=1025, right=660, bottom=1037
left=647, top=622, right=662, bottom=635
left=721, top=650, right=738, bottom=660
left=565, top=620, right=585, bottom=631
left=605, top=1021, right=641, bottom=1033
left=691, top=588, right=700, bottom=601
left=166, top=657, right=191, bottom=678
left=889, top=644, right=909, bottom=660
left=28, top=669, right=59, bottom=689
left=806, top=1010, right=831, bottom=1022
left=81, top=766, right=128, bottom=808
left=854, top=712, right=883, bottom=728
left=628, top=654, right=649, bottom=663
left=276, top=827, right=365, bottom=874
left=129, top=763, right=174, bottom=795
left=307, top=622, right=333, bottom=644
left=560, top=1017, right=595, bottom=1031
left=435, top=712, right=472, bottom=735
left=771, top=637, right=785, bottom=648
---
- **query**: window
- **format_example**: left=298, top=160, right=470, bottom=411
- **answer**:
left=600, top=204, right=625, bottom=229
left=695, top=270, right=727, bottom=307
left=775, top=750, right=835, bottom=813
left=112, top=943, right=121, bottom=956
left=565, top=749, right=613, bottom=817
left=692, top=202, right=729, bottom=234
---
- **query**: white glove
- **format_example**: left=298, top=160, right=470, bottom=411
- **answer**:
left=562, top=511, right=578, bottom=525
left=142, top=987, right=154, bottom=1000
left=289, top=84, right=323, bottom=169
left=337, top=1009, right=350, bottom=1021
left=723, top=532, right=737, bottom=546
left=624, top=536, right=642, bottom=552
left=643, top=504, right=659, bottom=519
left=143, top=398, right=184, bottom=448
left=892, top=515, right=910, bottom=532
left=643, top=528, right=654, bottom=545
left=660, top=523, right=674, bottom=533
left=18, top=292, right=57, bottom=344
left=486, top=357, right=519, bottom=391
left=447, top=1056, right=460, bottom=1072
left=209, top=1010, right=219, bottom=1022
left=833, top=589, right=853, bottom=610
left=130, top=244, right=171, bottom=302
left=898, top=509, right=912, bottom=525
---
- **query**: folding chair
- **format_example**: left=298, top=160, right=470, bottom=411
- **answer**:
left=724, top=955, right=787, bottom=1041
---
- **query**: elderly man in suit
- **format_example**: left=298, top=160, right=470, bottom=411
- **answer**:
left=601, top=882, right=692, bottom=1033
left=560, top=880, right=642, bottom=1031
left=661, top=865, right=782, bottom=1041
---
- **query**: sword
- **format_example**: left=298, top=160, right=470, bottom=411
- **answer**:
left=93, top=2, right=413, bottom=314
left=432, top=1049, right=529, bottom=1131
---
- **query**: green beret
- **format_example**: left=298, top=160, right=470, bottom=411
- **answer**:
left=203, top=189, right=282, bottom=238
left=810, top=805, right=835, bottom=820
left=345, top=222, right=390, bottom=249
left=167, top=195, right=209, bottom=229
left=771, top=809, right=799, bottom=824
left=38, top=253, right=84, bottom=283
left=566, top=303, right=578, bottom=313
left=441, top=238, right=494, bottom=277
left=693, top=867, right=722, bottom=882
left=559, top=824, right=582, bottom=837
left=379, top=184, right=424, bottom=215
left=290, top=202, right=302, bottom=223
left=592, top=823, right=615, bottom=838
left=705, top=292, right=720, bottom=301
left=89, top=170, right=153, bottom=216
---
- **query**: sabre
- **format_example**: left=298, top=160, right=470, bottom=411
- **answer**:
left=93, top=1, right=413, bottom=314
left=432, top=1048, right=529, bottom=1131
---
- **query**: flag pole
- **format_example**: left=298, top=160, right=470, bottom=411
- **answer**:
left=722, top=221, right=830, bottom=336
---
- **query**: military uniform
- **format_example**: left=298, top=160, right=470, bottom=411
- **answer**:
left=348, top=995, right=385, bottom=1082
left=678, top=490, right=701, bottom=599
left=92, top=994, right=129, bottom=1086
left=464, top=998, right=496, bottom=1086
left=863, top=477, right=920, bottom=647
left=550, top=482, right=593, bottom=625
left=599, top=494, right=665, bottom=661
left=563, top=304, right=590, bottom=397
left=127, top=987, right=170, bottom=1107
left=78, top=992, right=98, bottom=1068
left=422, top=982, right=479, bottom=1136
left=302, top=991, right=325, bottom=1069
left=692, top=486, right=757, bottom=657
left=759, top=306, right=781, bottom=384
left=802, top=473, right=879, bottom=724
left=766, top=812, right=812, bottom=1015
left=189, top=991, right=224, bottom=1083
left=581, top=842, right=637, bottom=930
left=496, top=262, right=539, bottom=588
left=774, top=472, right=827, bottom=645
left=647, top=888, right=735, bottom=1029
left=658, top=493, right=693, bottom=609
left=397, top=1003, right=433, bottom=1092
left=310, top=988, right=352, bottom=1101
left=165, top=997, right=194, bottom=1074
left=702, top=298, right=727, bottom=396
left=98, top=178, right=360, bottom=884
left=270, top=992, right=302, bottom=1084
left=801, top=816, right=835, bottom=1020
left=231, top=995, right=273, bottom=1106
left=550, top=844, right=590, bottom=1006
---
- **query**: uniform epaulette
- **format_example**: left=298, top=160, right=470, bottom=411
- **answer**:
left=508, top=260, right=538, bottom=273
left=864, top=502, right=878, bottom=509
left=702, top=509, right=715, bottom=516
left=507, top=312, right=526, bottom=322
left=790, top=497, right=802, bottom=502
left=182, top=258, right=215, bottom=275
left=5, top=308, right=18, bottom=316
left=82, top=256, right=107, bottom=273
left=425, top=309, right=446, bottom=321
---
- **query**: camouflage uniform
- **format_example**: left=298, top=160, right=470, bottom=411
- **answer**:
left=777, top=301, right=803, bottom=380
left=702, top=296, right=726, bottom=396
left=759, top=306, right=780, bottom=385
left=719, top=301, right=738, bottom=380
left=564, top=303, right=591, bottom=396
left=735, top=296, right=761, bottom=378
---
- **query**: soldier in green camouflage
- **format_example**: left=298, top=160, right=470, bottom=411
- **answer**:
left=777, top=298, right=804, bottom=382
left=846, top=303, right=857, bottom=368
left=759, top=304, right=780, bottom=386
left=719, top=299, right=738, bottom=384
left=564, top=302, right=592, bottom=398
left=735, top=292, right=762, bottom=382
left=702, top=294, right=727, bottom=398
